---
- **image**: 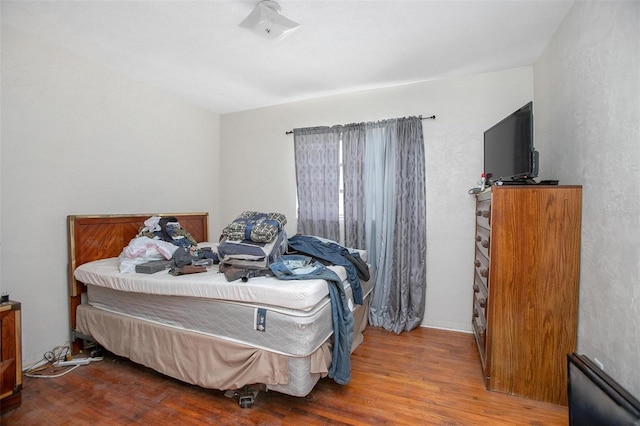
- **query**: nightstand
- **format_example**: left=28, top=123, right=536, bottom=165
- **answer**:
left=1, top=301, right=22, bottom=414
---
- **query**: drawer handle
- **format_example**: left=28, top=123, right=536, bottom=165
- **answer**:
left=473, top=284, right=480, bottom=293
left=479, top=298, right=487, bottom=308
left=475, top=235, right=481, bottom=242
left=476, top=210, right=490, bottom=218
left=474, top=260, right=481, bottom=267
left=480, top=269, right=488, bottom=278
left=481, top=239, right=490, bottom=248
left=473, top=308, right=479, bottom=318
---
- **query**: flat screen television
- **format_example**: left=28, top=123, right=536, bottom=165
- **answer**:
left=483, top=102, right=538, bottom=185
left=568, top=353, right=640, bottom=425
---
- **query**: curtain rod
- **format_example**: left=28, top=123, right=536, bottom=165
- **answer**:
left=284, top=115, right=436, bottom=135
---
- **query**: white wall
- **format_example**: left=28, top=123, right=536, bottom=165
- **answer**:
left=221, top=68, right=534, bottom=332
left=0, top=27, right=221, bottom=365
left=534, top=1, right=640, bottom=396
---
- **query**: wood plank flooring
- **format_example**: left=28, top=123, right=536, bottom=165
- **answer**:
left=1, top=327, right=567, bottom=425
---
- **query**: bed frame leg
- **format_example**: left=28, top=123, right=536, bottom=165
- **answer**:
left=239, top=387, right=259, bottom=408
left=224, top=385, right=265, bottom=408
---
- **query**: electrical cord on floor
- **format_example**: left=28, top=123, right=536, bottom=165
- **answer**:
left=25, top=364, right=82, bottom=378
left=23, top=343, right=103, bottom=379
left=22, top=344, right=70, bottom=372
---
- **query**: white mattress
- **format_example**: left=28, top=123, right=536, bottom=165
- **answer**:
left=86, top=277, right=372, bottom=357
left=77, top=253, right=372, bottom=356
left=75, top=257, right=349, bottom=311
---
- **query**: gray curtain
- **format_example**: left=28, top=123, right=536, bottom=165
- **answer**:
left=293, top=126, right=341, bottom=241
left=342, top=123, right=366, bottom=249
left=388, top=117, right=426, bottom=332
left=353, top=117, right=426, bottom=334
left=294, top=117, right=427, bottom=334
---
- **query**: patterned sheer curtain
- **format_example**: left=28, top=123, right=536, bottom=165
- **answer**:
left=387, top=117, right=426, bottom=333
left=345, top=117, right=426, bottom=334
left=293, top=126, right=341, bottom=242
left=342, top=123, right=366, bottom=249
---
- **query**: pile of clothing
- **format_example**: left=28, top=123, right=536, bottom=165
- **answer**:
left=217, top=211, right=287, bottom=281
left=118, top=216, right=215, bottom=274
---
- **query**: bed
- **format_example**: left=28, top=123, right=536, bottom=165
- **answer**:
left=67, top=213, right=371, bottom=406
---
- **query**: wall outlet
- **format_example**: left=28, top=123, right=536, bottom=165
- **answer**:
left=593, top=357, right=604, bottom=370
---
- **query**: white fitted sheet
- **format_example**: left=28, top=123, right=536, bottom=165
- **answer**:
left=75, top=257, right=349, bottom=311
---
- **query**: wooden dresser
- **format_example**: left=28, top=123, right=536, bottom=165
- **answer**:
left=472, top=186, right=582, bottom=405
left=1, top=300, right=22, bottom=414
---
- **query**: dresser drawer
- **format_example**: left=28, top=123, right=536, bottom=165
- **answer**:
left=476, top=199, right=491, bottom=229
left=474, top=248, right=490, bottom=289
left=475, top=226, right=491, bottom=259
left=473, top=286, right=488, bottom=320
left=472, top=301, right=487, bottom=367
left=473, top=274, right=488, bottom=313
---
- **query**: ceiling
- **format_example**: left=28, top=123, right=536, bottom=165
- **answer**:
left=2, top=1, right=574, bottom=114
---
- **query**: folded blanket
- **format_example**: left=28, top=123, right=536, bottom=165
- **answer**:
left=222, top=211, right=287, bottom=243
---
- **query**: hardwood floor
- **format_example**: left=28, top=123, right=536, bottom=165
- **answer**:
left=2, top=327, right=567, bottom=425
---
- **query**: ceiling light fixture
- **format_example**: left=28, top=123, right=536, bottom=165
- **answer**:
left=239, top=0, right=300, bottom=41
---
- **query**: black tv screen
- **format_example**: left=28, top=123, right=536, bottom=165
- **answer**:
left=483, top=102, right=538, bottom=184
left=568, top=353, right=640, bottom=426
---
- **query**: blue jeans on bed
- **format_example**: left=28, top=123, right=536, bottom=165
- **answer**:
left=287, top=235, right=364, bottom=305
left=269, top=256, right=354, bottom=385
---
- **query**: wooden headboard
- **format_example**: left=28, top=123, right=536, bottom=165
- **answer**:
left=67, top=213, right=208, bottom=335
